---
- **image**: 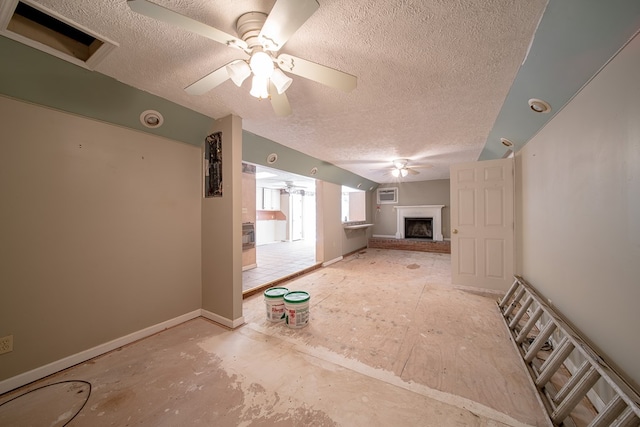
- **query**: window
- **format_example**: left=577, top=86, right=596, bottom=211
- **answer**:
left=341, top=186, right=366, bottom=222
left=376, top=187, right=398, bottom=204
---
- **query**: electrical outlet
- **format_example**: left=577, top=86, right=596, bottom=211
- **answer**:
left=0, top=335, right=13, bottom=354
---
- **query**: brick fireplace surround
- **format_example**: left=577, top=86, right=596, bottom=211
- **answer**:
left=368, top=237, right=451, bottom=254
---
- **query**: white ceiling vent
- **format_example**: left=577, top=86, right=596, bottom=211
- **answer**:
left=0, top=0, right=117, bottom=69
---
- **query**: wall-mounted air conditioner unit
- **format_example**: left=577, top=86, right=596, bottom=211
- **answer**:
left=376, top=187, right=398, bottom=204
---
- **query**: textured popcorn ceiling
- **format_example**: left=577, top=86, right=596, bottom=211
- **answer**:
left=32, top=0, right=548, bottom=182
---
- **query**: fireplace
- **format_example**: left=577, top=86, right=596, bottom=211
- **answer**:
left=393, top=205, right=444, bottom=241
left=405, top=217, right=433, bottom=239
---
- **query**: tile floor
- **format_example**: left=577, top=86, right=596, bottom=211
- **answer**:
left=0, top=249, right=550, bottom=426
left=242, top=239, right=317, bottom=292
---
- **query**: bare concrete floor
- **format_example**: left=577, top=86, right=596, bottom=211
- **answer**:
left=0, top=249, right=548, bottom=426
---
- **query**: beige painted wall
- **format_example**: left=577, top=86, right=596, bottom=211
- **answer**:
left=372, top=180, right=451, bottom=238
left=201, top=115, right=243, bottom=323
left=316, top=181, right=343, bottom=263
left=0, top=96, right=202, bottom=381
left=516, top=34, right=640, bottom=389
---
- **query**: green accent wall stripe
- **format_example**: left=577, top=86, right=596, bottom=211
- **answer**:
left=0, top=36, right=213, bottom=146
left=0, top=35, right=377, bottom=188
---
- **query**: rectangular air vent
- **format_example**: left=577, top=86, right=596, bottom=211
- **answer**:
left=0, top=0, right=117, bottom=69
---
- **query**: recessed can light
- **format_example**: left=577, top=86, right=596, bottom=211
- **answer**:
left=140, top=110, right=164, bottom=128
left=528, top=98, right=551, bottom=113
left=500, top=138, right=514, bottom=147
left=266, top=153, right=278, bottom=164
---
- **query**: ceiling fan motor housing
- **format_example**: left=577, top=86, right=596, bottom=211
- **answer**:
left=236, top=12, right=268, bottom=50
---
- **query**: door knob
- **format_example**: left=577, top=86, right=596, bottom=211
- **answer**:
left=452, top=229, right=458, bottom=234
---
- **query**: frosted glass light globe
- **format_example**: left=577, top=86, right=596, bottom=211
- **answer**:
left=249, top=51, right=274, bottom=78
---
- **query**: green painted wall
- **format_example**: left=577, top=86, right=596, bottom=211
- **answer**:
left=0, top=35, right=376, bottom=190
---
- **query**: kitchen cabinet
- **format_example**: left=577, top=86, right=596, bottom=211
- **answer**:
left=260, top=188, right=280, bottom=211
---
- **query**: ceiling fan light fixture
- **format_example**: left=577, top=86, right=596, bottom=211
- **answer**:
left=391, top=169, right=400, bottom=178
left=400, top=168, right=408, bottom=177
left=249, top=50, right=274, bottom=78
left=271, top=68, right=293, bottom=94
left=393, top=159, right=408, bottom=169
left=250, top=75, right=270, bottom=99
left=226, top=60, right=251, bottom=87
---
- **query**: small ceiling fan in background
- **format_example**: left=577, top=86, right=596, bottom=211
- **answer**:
left=127, top=0, right=357, bottom=116
left=386, top=159, right=432, bottom=177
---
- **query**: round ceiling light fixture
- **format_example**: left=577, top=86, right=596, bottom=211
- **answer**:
left=266, top=153, right=278, bottom=164
left=528, top=98, right=551, bottom=114
left=500, top=138, right=514, bottom=148
left=140, top=110, right=164, bottom=128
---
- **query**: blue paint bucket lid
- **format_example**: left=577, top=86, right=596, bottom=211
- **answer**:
left=284, top=291, right=310, bottom=304
left=264, top=287, right=289, bottom=299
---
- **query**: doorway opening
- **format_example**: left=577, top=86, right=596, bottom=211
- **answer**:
left=242, top=164, right=318, bottom=294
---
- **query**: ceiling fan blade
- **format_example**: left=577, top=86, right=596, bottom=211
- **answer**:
left=276, top=54, right=357, bottom=92
left=259, top=0, right=319, bottom=51
left=127, top=0, right=248, bottom=50
left=184, top=62, right=235, bottom=95
left=269, top=81, right=292, bottom=116
left=406, top=168, right=420, bottom=175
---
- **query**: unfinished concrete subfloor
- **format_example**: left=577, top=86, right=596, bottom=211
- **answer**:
left=0, top=249, right=548, bottom=426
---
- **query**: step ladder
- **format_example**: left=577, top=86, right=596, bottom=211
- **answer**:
left=498, top=276, right=640, bottom=427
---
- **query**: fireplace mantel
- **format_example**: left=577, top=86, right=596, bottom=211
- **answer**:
left=393, top=205, right=445, bottom=241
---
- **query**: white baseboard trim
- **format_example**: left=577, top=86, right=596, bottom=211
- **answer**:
left=201, top=309, right=245, bottom=329
left=0, top=309, right=201, bottom=395
left=451, top=284, right=505, bottom=298
left=242, top=263, right=257, bottom=271
left=322, top=256, right=343, bottom=267
left=372, top=234, right=396, bottom=238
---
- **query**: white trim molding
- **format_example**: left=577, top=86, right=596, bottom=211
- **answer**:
left=242, top=263, right=257, bottom=271
left=322, top=256, right=343, bottom=267
left=201, top=310, right=245, bottom=329
left=393, top=205, right=445, bottom=241
left=0, top=309, right=201, bottom=395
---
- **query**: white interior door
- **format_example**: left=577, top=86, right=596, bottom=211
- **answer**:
left=450, top=158, right=514, bottom=291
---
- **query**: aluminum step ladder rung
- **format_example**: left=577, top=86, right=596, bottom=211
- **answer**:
left=610, top=406, right=640, bottom=427
left=524, top=320, right=557, bottom=363
left=553, top=360, right=592, bottom=405
left=509, top=295, right=534, bottom=329
left=551, top=365, right=601, bottom=424
left=515, top=305, right=544, bottom=345
left=588, top=395, right=628, bottom=427
left=498, top=278, right=520, bottom=309
left=535, top=337, right=575, bottom=387
left=503, top=286, right=527, bottom=318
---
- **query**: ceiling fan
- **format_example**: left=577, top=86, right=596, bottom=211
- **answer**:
left=127, top=0, right=357, bottom=116
left=386, top=159, right=431, bottom=177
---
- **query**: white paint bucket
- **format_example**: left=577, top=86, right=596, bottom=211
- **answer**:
left=284, top=291, right=310, bottom=328
left=264, top=287, right=289, bottom=322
